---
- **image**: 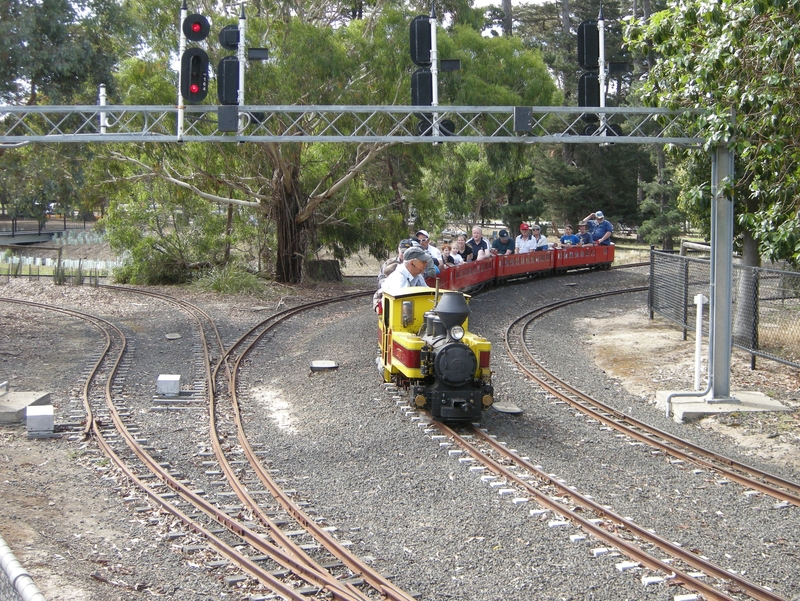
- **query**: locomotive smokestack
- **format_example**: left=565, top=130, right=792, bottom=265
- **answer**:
left=434, top=291, right=470, bottom=331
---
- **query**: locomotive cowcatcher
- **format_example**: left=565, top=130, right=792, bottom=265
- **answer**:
left=378, top=287, right=493, bottom=422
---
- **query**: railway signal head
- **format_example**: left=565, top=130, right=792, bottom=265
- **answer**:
left=183, top=13, right=210, bottom=41
left=180, top=13, right=210, bottom=104
left=410, top=15, right=432, bottom=67
left=181, top=47, right=209, bottom=104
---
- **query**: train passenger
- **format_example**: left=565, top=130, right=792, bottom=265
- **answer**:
left=441, top=244, right=463, bottom=266
left=530, top=224, right=550, bottom=250
left=466, top=226, right=491, bottom=261
left=378, top=238, right=418, bottom=287
left=381, top=246, right=431, bottom=292
left=559, top=225, right=580, bottom=247
left=583, top=211, right=613, bottom=245
left=515, top=223, right=537, bottom=254
left=415, top=230, right=443, bottom=267
left=491, top=229, right=515, bottom=256
left=576, top=221, right=593, bottom=246
left=454, top=234, right=471, bottom=263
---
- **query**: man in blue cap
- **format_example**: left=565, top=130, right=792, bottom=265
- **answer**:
left=491, top=229, right=515, bottom=256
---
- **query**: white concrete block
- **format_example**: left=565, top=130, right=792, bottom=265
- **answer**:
left=26, top=404, right=54, bottom=433
left=548, top=520, right=569, bottom=528
left=157, top=374, right=181, bottom=396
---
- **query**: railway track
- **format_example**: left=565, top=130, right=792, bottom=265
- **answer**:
left=503, top=288, right=800, bottom=506
left=380, top=393, right=778, bottom=601
left=2, top=290, right=417, bottom=600
left=211, top=290, right=416, bottom=601
left=378, top=285, right=797, bottom=601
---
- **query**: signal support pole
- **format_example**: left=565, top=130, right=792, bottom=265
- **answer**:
left=238, top=4, right=246, bottom=129
left=429, top=4, right=439, bottom=139
left=597, top=6, right=608, bottom=143
left=177, top=0, right=187, bottom=139
left=99, top=84, right=107, bottom=134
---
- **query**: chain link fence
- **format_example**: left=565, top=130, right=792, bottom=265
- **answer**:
left=0, top=569, right=23, bottom=601
left=649, top=250, right=800, bottom=369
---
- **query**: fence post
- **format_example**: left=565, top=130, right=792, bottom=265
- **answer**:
left=648, top=246, right=654, bottom=319
left=682, top=258, right=689, bottom=340
left=694, top=293, right=708, bottom=390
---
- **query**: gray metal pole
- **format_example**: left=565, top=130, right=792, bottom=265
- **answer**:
left=429, top=3, right=439, bottom=139
left=177, top=0, right=187, bottom=140
left=238, top=3, right=246, bottom=131
left=709, top=144, right=737, bottom=402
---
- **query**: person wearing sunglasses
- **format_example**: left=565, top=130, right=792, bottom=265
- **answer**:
left=530, top=224, right=549, bottom=251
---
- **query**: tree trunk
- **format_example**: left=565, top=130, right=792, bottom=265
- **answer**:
left=274, top=174, right=307, bottom=284
left=502, top=0, right=513, bottom=36
left=305, top=259, right=342, bottom=282
left=224, top=203, right=233, bottom=262
left=275, top=187, right=306, bottom=284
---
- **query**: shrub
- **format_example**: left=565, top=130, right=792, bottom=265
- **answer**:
left=193, top=263, right=263, bottom=295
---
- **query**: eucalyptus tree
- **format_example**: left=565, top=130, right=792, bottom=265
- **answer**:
left=0, top=0, right=135, bottom=222
left=0, top=0, right=134, bottom=105
left=415, top=24, right=558, bottom=231
left=477, top=0, right=663, bottom=233
left=100, top=1, right=557, bottom=283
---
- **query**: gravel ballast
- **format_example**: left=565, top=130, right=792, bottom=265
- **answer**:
left=1, top=271, right=798, bottom=601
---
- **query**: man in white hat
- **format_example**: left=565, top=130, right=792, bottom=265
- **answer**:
left=415, top=229, right=443, bottom=265
left=582, top=211, right=613, bottom=245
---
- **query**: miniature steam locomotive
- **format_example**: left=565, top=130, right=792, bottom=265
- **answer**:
left=377, top=287, right=493, bottom=422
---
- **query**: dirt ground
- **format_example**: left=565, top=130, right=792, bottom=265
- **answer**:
left=1, top=245, right=799, bottom=600
left=582, top=309, right=800, bottom=471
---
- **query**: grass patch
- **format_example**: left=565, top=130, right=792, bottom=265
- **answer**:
left=193, top=263, right=264, bottom=295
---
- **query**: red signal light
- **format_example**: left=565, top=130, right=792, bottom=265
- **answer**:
left=182, top=14, right=210, bottom=41
left=189, top=83, right=200, bottom=94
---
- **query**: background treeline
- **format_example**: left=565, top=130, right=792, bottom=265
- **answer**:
left=1, top=0, right=797, bottom=284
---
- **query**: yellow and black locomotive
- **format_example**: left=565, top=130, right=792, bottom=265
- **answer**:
left=378, top=286, right=493, bottom=422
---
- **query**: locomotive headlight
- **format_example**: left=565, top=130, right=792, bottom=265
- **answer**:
left=449, top=325, right=465, bottom=341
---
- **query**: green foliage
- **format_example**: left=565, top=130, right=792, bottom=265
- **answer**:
left=443, top=25, right=558, bottom=106
left=0, top=144, right=93, bottom=220
left=0, top=0, right=135, bottom=104
left=412, top=27, right=559, bottom=231
left=625, top=0, right=800, bottom=264
left=193, top=263, right=263, bottom=295
left=104, top=171, right=229, bottom=284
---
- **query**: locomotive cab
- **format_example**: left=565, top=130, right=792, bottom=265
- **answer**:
left=378, top=288, right=493, bottom=422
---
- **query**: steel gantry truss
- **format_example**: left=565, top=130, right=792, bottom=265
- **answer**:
left=5, top=100, right=744, bottom=409
left=0, top=105, right=703, bottom=146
